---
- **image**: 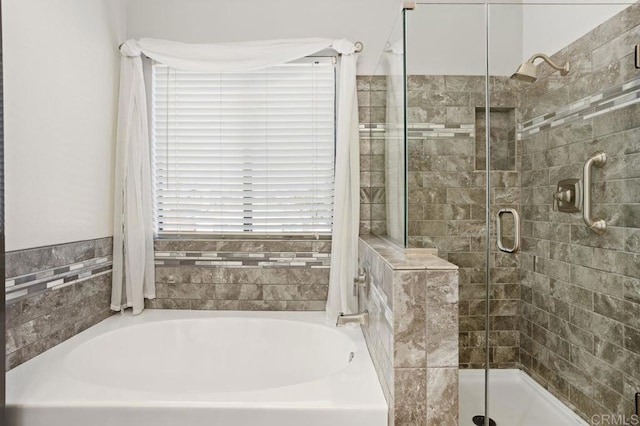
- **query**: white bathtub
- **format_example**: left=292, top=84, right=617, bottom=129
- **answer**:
left=7, top=310, right=388, bottom=426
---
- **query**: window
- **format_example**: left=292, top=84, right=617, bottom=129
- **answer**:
left=151, top=57, right=336, bottom=235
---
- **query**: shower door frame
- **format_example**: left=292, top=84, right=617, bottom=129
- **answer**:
left=483, top=6, right=492, bottom=426
left=402, top=4, right=494, bottom=424
left=1, top=0, right=6, bottom=417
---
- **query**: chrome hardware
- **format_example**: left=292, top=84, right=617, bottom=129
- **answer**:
left=553, top=178, right=581, bottom=213
left=583, top=151, right=607, bottom=234
left=403, top=1, right=416, bottom=10
left=336, top=310, right=369, bottom=327
left=511, top=52, right=570, bottom=83
left=555, top=189, right=571, bottom=202
left=496, top=208, right=520, bottom=253
left=353, top=265, right=370, bottom=297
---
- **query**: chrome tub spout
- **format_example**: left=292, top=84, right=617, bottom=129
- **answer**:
left=336, top=311, right=369, bottom=327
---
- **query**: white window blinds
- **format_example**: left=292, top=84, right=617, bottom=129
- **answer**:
left=151, top=57, right=336, bottom=235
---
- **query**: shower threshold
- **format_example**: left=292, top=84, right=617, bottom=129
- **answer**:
left=459, top=369, right=588, bottom=426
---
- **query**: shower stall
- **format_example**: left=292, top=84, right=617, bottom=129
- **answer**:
left=365, top=1, right=640, bottom=424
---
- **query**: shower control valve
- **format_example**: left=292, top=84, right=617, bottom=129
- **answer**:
left=554, top=189, right=572, bottom=203
left=353, top=266, right=370, bottom=297
left=553, top=178, right=582, bottom=213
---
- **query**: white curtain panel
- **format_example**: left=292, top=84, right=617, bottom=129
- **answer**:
left=112, top=40, right=156, bottom=315
left=325, top=52, right=360, bottom=321
left=113, top=38, right=360, bottom=317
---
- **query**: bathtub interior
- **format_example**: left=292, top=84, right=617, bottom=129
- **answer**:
left=64, top=316, right=355, bottom=393
left=7, top=310, right=387, bottom=411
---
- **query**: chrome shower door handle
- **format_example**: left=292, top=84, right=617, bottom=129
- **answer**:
left=496, top=208, right=520, bottom=253
left=583, top=151, right=607, bottom=234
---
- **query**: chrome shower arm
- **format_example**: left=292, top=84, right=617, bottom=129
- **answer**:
left=526, top=53, right=571, bottom=75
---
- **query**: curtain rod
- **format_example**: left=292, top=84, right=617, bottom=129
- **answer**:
left=119, top=41, right=364, bottom=53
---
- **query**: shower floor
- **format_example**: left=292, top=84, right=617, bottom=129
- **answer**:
left=459, top=369, right=587, bottom=426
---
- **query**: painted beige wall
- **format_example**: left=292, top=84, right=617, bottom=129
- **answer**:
left=407, top=1, right=630, bottom=76
left=3, top=0, right=126, bottom=250
left=125, top=0, right=402, bottom=75
left=521, top=2, right=630, bottom=62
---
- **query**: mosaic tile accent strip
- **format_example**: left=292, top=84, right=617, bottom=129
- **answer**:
left=369, top=276, right=393, bottom=327
left=155, top=250, right=330, bottom=268
left=407, top=123, right=475, bottom=139
left=5, top=256, right=112, bottom=303
left=519, top=75, right=640, bottom=138
left=5, top=237, right=114, bottom=370
left=360, top=123, right=475, bottom=138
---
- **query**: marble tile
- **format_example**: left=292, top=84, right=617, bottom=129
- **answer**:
left=73, top=308, right=113, bottom=335
left=216, top=300, right=287, bottom=311
left=5, top=256, right=114, bottom=371
left=145, top=298, right=191, bottom=310
left=426, top=271, right=459, bottom=368
left=282, top=301, right=326, bottom=310
left=215, top=284, right=262, bottom=300
left=224, top=268, right=271, bottom=285
left=6, top=314, right=52, bottom=354
left=190, top=299, right=218, bottom=310
left=393, top=271, right=427, bottom=368
left=94, top=237, right=114, bottom=257
left=6, top=326, right=76, bottom=371
left=426, top=368, right=458, bottom=426
left=267, top=268, right=330, bottom=285
left=6, top=239, right=95, bottom=278
left=18, top=285, right=76, bottom=323
left=394, top=368, right=427, bottom=425
left=262, top=284, right=328, bottom=301
left=155, top=283, right=215, bottom=300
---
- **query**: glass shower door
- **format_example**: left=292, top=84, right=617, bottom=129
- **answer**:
left=404, top=2, right=492, bottom=423
left=487, top=2, right=639, bottom=425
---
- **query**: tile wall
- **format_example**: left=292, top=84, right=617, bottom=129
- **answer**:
left=151, top=239, right=331, bottom=310
left=358, top=71, right=524, bottom=370
left=359, top=235, right=459, bottom=425
left=404, top=75, right=522, bottom=369
left=4, top=237, right=113, bottom=370
left=358, top=76, right=388, bottom=237
left=517, top=3, right=640, bottom=420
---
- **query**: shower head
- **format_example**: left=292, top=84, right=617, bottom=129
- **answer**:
left=511, top=53, right=570, bottom=83
left=511, top=61, right=538, bottom=83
